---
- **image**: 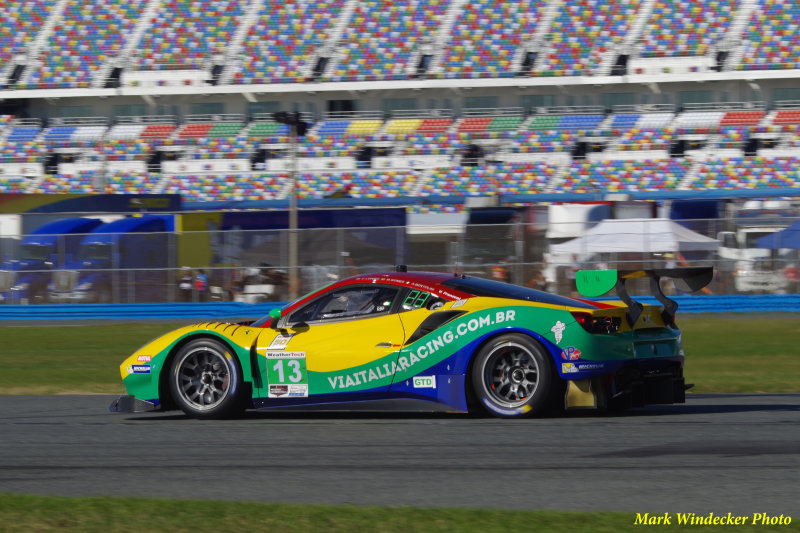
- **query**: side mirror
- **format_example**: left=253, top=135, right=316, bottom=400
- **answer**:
left=269, top=308, right=282, bottom=320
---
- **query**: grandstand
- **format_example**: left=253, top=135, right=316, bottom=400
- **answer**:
left=3, top=0, right=800, bottom=206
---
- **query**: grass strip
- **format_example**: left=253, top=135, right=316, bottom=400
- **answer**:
left=0, top=314, right=798, bottom=394
left=1, top=493, right=797, bottom=533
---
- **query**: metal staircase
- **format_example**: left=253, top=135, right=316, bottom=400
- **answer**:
left=720, top=0, right=760, bottom=71
left=92, top=0, right=164, bottom=87
left=307, top=0, right=359, bottom=78
left=17, top=0, right=70, bottom=85
left=510, top=0, right=562, bottom=73
left=426, top=0, right=468, bottom=74
left=594, top=0, right=656, bottom=76
left=218, top=0, right=267, bottom=85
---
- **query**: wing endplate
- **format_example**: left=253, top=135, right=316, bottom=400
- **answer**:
left=577, top=267, right=714, bottom=326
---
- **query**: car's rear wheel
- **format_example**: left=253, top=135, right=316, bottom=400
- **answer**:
left=471, top=333, right=555, bottom=418
left=169, top=338, right=246, bottom=419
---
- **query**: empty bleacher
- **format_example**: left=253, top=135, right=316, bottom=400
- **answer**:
left=3, top=0, right=800, bottom=88
left=1, top=102, right=800, bottom=206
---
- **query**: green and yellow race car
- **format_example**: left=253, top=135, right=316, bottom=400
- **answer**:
left=110, top=267, right=712, bottom=419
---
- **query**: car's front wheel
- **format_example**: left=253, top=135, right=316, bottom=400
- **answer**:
left=169, top=338, right=246, bottom=419
left=471, top=333, right=555, bottom=418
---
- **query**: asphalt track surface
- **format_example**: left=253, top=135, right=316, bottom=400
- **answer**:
left=0, top=393, right=798, bottom=514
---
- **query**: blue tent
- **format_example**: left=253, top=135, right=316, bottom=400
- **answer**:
left=756, top=220, right=800, bottom=249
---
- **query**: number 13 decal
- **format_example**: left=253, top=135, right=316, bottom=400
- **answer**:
left=272, top=358, right=303, bottom=383
left=266, top=352, right=308, bottom=398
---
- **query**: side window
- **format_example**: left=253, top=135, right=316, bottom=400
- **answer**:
left=288, top=286, right=399, bottom=323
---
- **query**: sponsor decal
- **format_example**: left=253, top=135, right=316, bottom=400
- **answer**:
left=267, top=351, right=308, bottom=398
left=412, top=376, right=436, bottom=389
left=560, top=346, right=582, bottom=361
left=269, top=385, right=288, bottom=397
left=562, top=361, right=605, bottom=374
left=137, top=355, right=152, bottom=362
left=267, top=334, right=293, bottom=350
left=551, top=321, right=566, bottom=344
left=287, top=384, right=308, bottom=397
left=575, top=362, right=604, bottom=370
left=324, top=310, right=516, bottom=391
left=451, top=299, right=467, bottom=308
left=129, top=365, right=151, bottom=374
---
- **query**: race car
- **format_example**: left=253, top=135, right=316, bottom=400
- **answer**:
left=110, top=266, right=712, bottom=419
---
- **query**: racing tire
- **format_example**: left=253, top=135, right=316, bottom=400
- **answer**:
left=471, top=333, right=555, bottom=418
left=169, top=338, right=247, bottom=419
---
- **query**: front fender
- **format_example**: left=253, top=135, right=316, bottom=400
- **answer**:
left=120, top=322, right=262, bottom=404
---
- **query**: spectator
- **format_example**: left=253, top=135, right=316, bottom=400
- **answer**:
left=178, top=267, right=193, bottom=302
left=195, top=269, right=208, bottom=302
left=527, top=270, right=548, bottom=292
left=229, top=268, right=244, bottom=301
left=784, top=263, right=799, bottom=294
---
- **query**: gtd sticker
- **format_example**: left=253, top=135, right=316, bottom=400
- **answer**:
left=412, top=376, right=437, bottom=389
left=560, top=346, right=582, bottom=361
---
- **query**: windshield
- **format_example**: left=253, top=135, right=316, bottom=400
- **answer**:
left=442, top=276, right=597, bottom=309
left=19, top=244, right=51, bottom=262
left=79, top=244, right=112, bottom=261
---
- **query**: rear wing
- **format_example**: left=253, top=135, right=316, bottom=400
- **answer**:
left=576, top=267, right=714, bottom=326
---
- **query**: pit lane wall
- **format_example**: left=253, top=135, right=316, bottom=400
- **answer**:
left=1, top=295, right=800, bottom=321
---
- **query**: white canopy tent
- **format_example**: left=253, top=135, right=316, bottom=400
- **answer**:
left=549, top=218, right=720, bottom=255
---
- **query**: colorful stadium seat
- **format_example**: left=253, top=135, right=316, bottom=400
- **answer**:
left=136, top=0, right=247, bottom=71
left=639, top=0, right=735, bottom=58
left=25, top=0, right=145, bottom=89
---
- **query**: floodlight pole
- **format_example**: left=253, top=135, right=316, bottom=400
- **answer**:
left=274, top=111, right=305, bottom=300
left=289, top=123, right=299, bottom=300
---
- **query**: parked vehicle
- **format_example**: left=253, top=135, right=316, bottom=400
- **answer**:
left=0, top=217, right=103, bottom=303
left=716, top=201, right=799, bottom=293
left=48, top=215, right=174, bottom=303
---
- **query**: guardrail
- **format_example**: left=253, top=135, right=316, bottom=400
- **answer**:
left=1, top=295, right=799, bottom=321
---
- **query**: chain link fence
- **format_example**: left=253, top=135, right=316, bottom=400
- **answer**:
left=1, top=218, right=798, bottom=304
